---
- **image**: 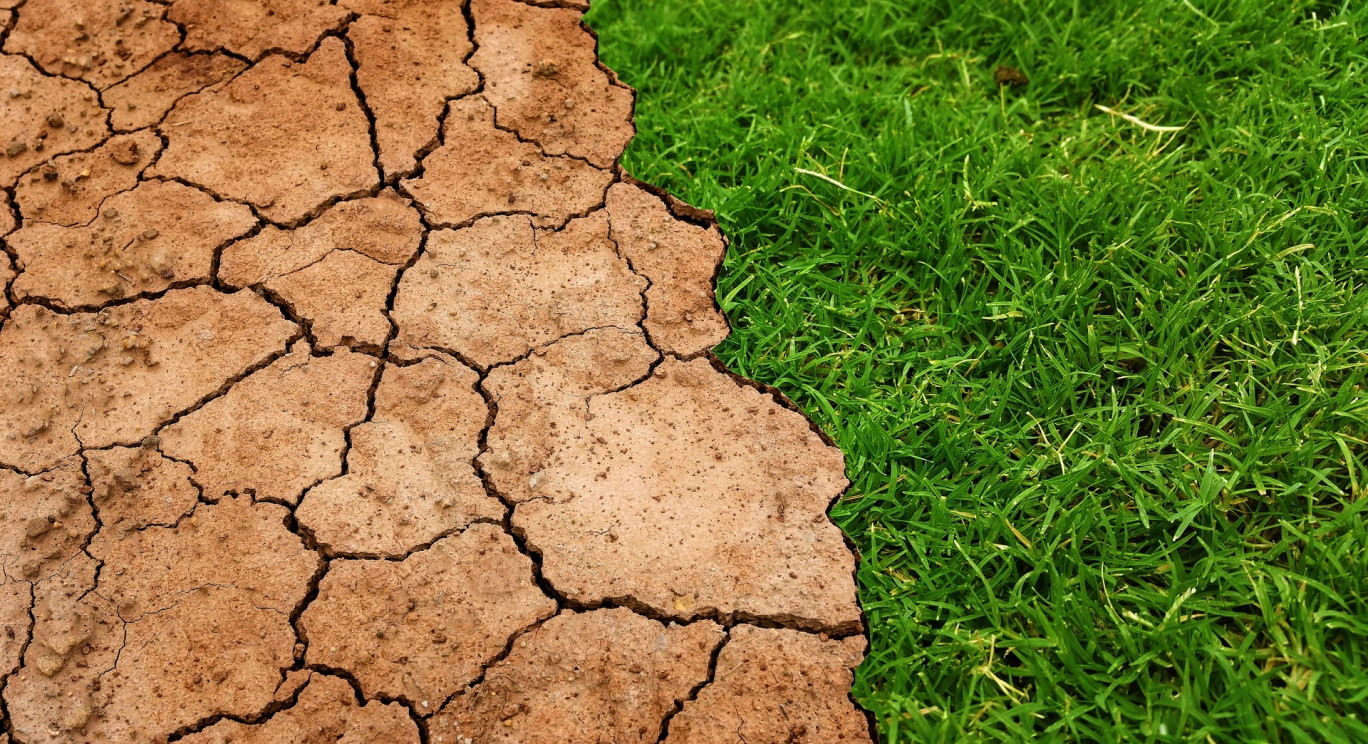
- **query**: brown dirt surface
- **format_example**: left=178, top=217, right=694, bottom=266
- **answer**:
left=402, top=95, right=613, bottom=228
left=181, top=672, right=420, bottom=743
left=606, top=181, right=730, bottom=356
left=151, top=37, right=377, bottom=224
left=13, top=130, right=161, bottom=226
left=1, top=190, right=14, bottom=236
left=221, top=189, right=422, bottom=349
left=9, top=179, right=257, bottom=308
left=665, top=626, right=872, bottom=743
left=103, top=52, right=246, bottom=132
left=159, top=343, right=378, bottom=505
left=485, top=339, right=861, bottom=634
left=431, top=608, right=724, bottom=744
left=298, top=523, right=556, bottom=706
left=7, top=495, right=319, bottom=743
left=390, top=212, right=645, bottom=368
left=343, top=0, right=479, bottom=179
left=0, top=459, right=91, bottom=583
left=169, top=0, right=352, bottom=60
left=0, top=2, right=871, bottom=741
left=4, top=0, right=179, bottom=89
left=86, top=443, right=199, bottom=533
left=296, top=353, right=503, bottom=557
left=0, top=54, right=109, bottom=188
left=470, top=0, right=634, bottom=168
left=0, top=287, right=297, bottom=473
left=0, top=252, right=12, bottom=317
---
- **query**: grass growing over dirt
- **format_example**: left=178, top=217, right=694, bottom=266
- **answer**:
left=586, top=0, right=1368, bottom=741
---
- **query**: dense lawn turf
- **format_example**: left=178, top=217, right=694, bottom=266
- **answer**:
left=587, top=0, right=1368, bottom=741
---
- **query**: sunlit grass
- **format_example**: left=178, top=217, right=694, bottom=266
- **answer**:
left=589, top=0, right=1368, bottom=740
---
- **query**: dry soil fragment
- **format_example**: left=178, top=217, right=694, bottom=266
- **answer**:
left=665, top=626, right=872, bottom=744
left=297, top=354, right=502, bottom=557
left=153, top=38, right=378, bottom=224
left=220, top=191, right=422, bottom=348
left=300, top=523, right=556, bottom=706
left=606, top=182, right=729, bottom=356
left=470, top=0, right=634, bottom=168
left=7, top=496, right=319, bottom=744
left=390, top=211, right=644, bottom=368
left=403, top=96, right=612, bottom=227
left=181, top=672, right=420, bottom=744
left=344, top=0, right=479, bottom=178
left=103, top=52, right=247, bottom=132
left=4, top=0, right=179, bottom=88
left=0, top=55, right=110, bottom=188
left=490, top=348, right=860, bottom=633
left=13, top=130, right=161, bottom=226
left=159, top=344, right=375, bottom=505
left=0, top=287, right=297, bottom=473
left=0, top=459, right=91, bottom=583
left=169, top=0, right=352, bottom=60
left=432, top=608, right=724, bottom=744
left=9, top=180, right=256, bottom=309
left=87, top=444, right=198, bottom=533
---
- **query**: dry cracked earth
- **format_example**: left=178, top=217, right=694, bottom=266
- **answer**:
left=0, top=0, right=873, bottom=742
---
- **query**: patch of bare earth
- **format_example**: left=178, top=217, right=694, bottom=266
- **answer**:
left=0, top=0, right=872, bottom=741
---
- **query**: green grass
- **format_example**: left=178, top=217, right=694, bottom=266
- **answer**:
left=585, top=0, right=1368, bottom=741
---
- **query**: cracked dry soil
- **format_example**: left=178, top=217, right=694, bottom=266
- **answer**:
left=0, top=0, right=874, bottom=742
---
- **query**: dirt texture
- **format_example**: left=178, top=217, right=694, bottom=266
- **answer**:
left=103, top=53, right=245, bottom=132
left=13, top=130, right=160, bottom=226
left=431, top=608, right=724, bottom=743
left=666, top=626, right=872, bottom=743
left=390, top=212, right=644, bottom=368
left=151, top=37, right=377, bottom=224
left=4, top=0, right=179, bottom=89
left=9, top=179, right=257, bottom=308
left=0, top=1, right=871, bottom=741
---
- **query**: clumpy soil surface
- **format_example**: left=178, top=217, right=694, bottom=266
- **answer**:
left=0, top=1, right=871, bottom=742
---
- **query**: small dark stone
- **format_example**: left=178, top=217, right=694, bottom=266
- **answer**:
left=994, top=65, right=1029, bottom=87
